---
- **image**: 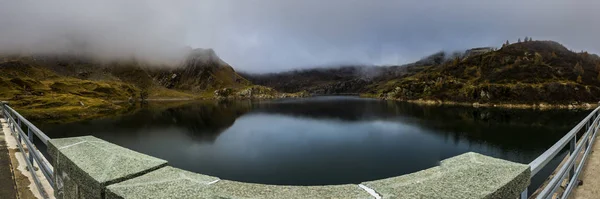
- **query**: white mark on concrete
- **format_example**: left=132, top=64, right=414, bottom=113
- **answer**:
left=359, top=184, right=382, bottom=199
left=207, top=179, right=220, bottom=185
left=1, top=118, right=18, bottom=149
left=98, top=154, right=116, bottom=182
left=109, top=178, right=181, bottom=188
left=57, top=141, right=87, bottom=150
left=179, top=173, right=219, bottom=185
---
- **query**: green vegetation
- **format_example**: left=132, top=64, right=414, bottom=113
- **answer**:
left=366, top=41, right=600, bottom=106
left=0, top=52, right=301, bottom=123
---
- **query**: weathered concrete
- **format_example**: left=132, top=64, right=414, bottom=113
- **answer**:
left=105, top=166, right=219, bottom=199
left=0, top=117, right=17, bottom=199
left=2, top=114, right=50, bottom=199
left=361, top=152, right=531, bottom=199
left=48, top=136, right=167, bottom=199
left=571, top=133, right=600, bottom=199
left=201, top=180, right=372, bottom=199
left=106, top=166, right=371, bottom=199
left=50, top=136, right=531, bottom=199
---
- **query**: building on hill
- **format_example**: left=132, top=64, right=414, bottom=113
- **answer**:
left=465, top=47, right=495, bottom=58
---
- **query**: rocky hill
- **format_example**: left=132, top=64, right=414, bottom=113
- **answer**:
left=368, top=41, right=600, bottom=106
left=240, top=51, right=456, bottom=95
left=240, top=66, right=373, bottom=95
left=0, top=49, right=300, bottom=121
left=245, top=40, right=600, bottom=106
left=151, top=49, right=251, bottom=92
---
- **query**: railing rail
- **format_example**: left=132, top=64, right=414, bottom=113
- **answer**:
left=1, top=102, right=53, bottom=199
left=521, top=106, right=600, bottom=199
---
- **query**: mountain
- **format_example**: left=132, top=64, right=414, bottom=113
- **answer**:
left=240, top=51, right=456, bottom=95
left=367, top=41, right=600, bottom=105
left=240, top=66, right=374, bottom=95
left=245, top=40, right=600, bottom=106
left=152, top=48, right=250, bottom=92
left=0, top=49, right=297, bottom=122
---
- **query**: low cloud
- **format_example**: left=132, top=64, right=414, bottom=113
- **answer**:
left=0, top=0, right=190, bottom=63
left=1, top=0, right=599, bottom=71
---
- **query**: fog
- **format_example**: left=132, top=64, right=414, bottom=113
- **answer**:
left=1, top=0, right=599, bottom=72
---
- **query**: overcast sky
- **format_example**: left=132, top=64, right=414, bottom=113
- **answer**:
left=1, top=0, right=599, bottom=73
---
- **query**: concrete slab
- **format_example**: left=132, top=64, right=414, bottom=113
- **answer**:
left=105, top=166, right=219, bottom=199
left=361, top=152, right=530, bottom=199
left=0, top=118, right=17, bottom=199
left=106, top=166, right=372, bottom=199
left=48, top=136, right=167, bottom=199
left=202, top=180, right=372, bottom=199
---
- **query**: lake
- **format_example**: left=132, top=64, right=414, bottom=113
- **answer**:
left=36, top=96, right=589, bottom=191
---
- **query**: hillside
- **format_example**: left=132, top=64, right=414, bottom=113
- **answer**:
left=239, top=52, right=445, bottom=95
left=245, top=40, right=600, bottom=107
left=0, top=49, right=302, bottom=122
left=364, top=41, right=600, bottom=106
left=152, top=49, right=251, bottom=92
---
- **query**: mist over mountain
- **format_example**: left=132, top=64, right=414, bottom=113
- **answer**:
left=1, top=0, right=600, bottom=72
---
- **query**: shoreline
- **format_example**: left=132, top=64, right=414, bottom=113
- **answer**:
left=378, top=97, right=599, bottom=110
left=7, top=95, right=600, bottom=125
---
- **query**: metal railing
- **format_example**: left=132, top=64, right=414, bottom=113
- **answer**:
left=521, top=106, right=600, bottom=199
left=1, top=102, right=53, bottom=199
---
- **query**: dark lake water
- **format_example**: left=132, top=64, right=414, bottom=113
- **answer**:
left=36, top=96, right=589, bottom=191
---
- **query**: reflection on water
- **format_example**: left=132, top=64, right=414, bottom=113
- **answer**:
left=37, top=96, right=588, bottom=190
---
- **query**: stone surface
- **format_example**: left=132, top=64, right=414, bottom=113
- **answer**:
left=106, top=166, right=219, bottom=199
left=0, top=118, right=17, bottom=199
left=106, top=166, right=371, bottom=199
left=201, top=180, right=372, bottom=199
left=571, top=133, right=600, bottom=199
left=361, top=152, right=530, bottom=199
left=48, top=136, right=167, bottom=199
left=49, top=136, right=532, bottom=199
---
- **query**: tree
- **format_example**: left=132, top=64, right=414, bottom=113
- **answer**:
left=524, top=36, right=529, bottom=42
left=574, top=62, right=584, bottom=76
left=518, top=38, right=521, bottom=43
left=582, top=51, right=589, bottom=59
left=534, top=53, right=543, bottom=65
left=529, top=37, right=533, bottom=42
left=453, top=56, right=460, bottom=66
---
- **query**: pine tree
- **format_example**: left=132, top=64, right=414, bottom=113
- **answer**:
left=524, top=37, right=529, bottom=42
left=574, top=62, right=584, bottom=76
left=518, top=38, right=521, bottom=43
left=505, top=40, right=510, bottom=46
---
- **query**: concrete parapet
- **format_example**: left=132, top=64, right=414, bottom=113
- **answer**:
left=106, top=166, right=371, bottom=199
left=361, top=152, right=530, bottom=199
left=48, top=136, right=167, bottom=199
left=49, top=136, right=530, bottom=199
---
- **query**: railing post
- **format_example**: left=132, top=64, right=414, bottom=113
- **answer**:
left=28, top=128, right=34, bottom=164
left=569, top=134, right=576, bottom=179
left=520, top=188, right=527, bottom=199
left=16, top=118, right=21, bottom=144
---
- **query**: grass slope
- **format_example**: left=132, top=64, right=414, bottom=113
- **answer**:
left=367, top=41, right=600, bottom=105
